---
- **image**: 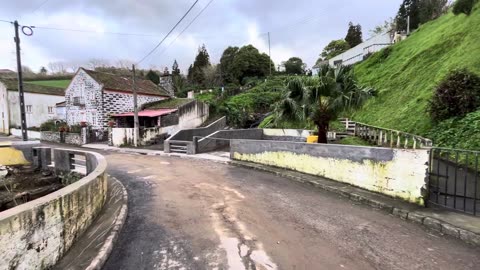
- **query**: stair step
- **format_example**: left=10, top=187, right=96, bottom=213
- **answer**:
left=170, top=145, right=187, bottom=149
left=170, top=149, right=187, bottom=153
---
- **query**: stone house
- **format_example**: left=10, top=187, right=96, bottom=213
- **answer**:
left=65, top=68, right=170, bottom=131
left=0, top=79, right=65, bottom=134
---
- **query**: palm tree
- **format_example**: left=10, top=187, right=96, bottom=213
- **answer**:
left=273, top=65, right=375, bottom=143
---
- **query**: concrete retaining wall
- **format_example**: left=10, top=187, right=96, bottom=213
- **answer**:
left=230, top=140, right=429, bottom=205
left=0, top=147, right=108, bottom=270
left=262, top=128, right=312, bottom=142
left=196, top=129, right=263, bottom=153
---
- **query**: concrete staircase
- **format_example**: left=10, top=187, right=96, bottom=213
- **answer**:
left=168, top=142, right=188, bottom=154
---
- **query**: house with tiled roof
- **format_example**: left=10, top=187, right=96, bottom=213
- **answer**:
left=65, top=68, right=171, bottom=132
left=0, top=79, right=65, bottom=134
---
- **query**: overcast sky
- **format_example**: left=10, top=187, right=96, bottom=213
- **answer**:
left=0, top=0, right=401, bottom=74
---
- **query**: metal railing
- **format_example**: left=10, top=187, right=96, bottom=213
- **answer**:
left=429, top=148, right=480, bottom=216
left=354, top=122, right=432, bottom=149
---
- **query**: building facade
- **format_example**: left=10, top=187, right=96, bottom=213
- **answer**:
left=65, top=68, right=170, bottom=130
left=0, top=80, right=65, bottom=134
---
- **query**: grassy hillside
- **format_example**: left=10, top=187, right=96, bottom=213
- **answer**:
left=26, top=80, right=71, bottom=88
left=353, top=4, right=480, bottom=135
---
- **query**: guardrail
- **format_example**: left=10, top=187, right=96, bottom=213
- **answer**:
left=354, top=122, right=432, bottom=149
left=0, top=146, right=108, bottom=270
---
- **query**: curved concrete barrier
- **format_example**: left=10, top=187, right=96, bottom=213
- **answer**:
left=0, top=148, right=108, bottom=270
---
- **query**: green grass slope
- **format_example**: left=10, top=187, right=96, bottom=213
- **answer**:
left=353, top=4, right=480, bottom=135
left=26, top=80, right=71, bottom=88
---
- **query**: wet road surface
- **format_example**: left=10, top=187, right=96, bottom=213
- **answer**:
left=101, top=152, right=480, bottom=270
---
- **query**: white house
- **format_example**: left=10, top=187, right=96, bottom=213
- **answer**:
left=65, top=68, right=171, bottom=130
left=55, top=101, right=66, bottom=121
left=0, top=79, right=65, bottom=134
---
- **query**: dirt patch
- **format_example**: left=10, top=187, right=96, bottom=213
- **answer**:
left=0, top=165, right=81, bottom=211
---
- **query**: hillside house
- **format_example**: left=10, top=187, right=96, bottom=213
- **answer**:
left=65, top=68, right=170, bottom=132
left=110, top=98, right=209, bottom=146
left=0, top=79, right=65, bottom=134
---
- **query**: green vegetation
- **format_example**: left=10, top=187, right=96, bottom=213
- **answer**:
left=269, top=66, right=374, bottom=143
left=25, top=80, right=71, bottom=88
left=144, top=98, right=194, bottom=109
left=353, top=4, right=480, bottom=135
left=428, top=69, right=480, bottom=122
left=428, top=110, right=480, bottom=150
left=453, top=0, right=478, bottom=15
left=338, top=136, right=372, bottom=146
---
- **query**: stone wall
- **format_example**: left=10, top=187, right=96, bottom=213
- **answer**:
left=41, top=131, right=83, bottom=146
left=0, top=147, right=108, bottom=270
left=231, top=140, right=429, bottom=205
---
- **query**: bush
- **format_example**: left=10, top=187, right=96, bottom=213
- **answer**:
left=428, top=110, right=480, bottom=150
left=428, top=69, right=480, bottom=122
left=40, top=119, right=59, bottom=131
left=453, top=0, right=477, bottom=15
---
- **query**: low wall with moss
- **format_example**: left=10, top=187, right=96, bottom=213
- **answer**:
left=231, top=140, right=429, bottom=205
left=0, top=147, right=108, bottom=269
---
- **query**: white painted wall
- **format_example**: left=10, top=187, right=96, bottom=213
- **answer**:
left=0, top=83, right=9, bottom=134
left=10, top=128, right=41, bottom=139
left=7, top=91, right=64, bottom=129
left=329, top=32, right=394, bottom=66
left=56, top=106, right=66, bottom=121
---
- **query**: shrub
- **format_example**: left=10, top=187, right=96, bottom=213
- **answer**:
left=428, top=69, right=480, bottom=122
left=428, top=110, right=480, bottom=150
left=40, top=119, right=58, bottom=131
left=453, top=0, right=477, bottom=15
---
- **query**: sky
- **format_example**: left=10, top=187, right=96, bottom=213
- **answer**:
left=0, top=0, right=402, bottom=74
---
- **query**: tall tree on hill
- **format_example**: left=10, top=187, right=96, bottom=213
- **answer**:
left=229, top=45, right=274, bottom=84
left=146, top=69, right=160, bottom=85
left=189, top=44, right=211, bottom=86
left=39, top=66, right=47, bottom=75
left=396, top=0, right=421, bottom=32
left=345, top=22, right=363, bottom=48
left=219, top=46, right=240, bottom=84
left=282, top=57, right=307, bottom=75
left=319, top=39, right=350, bottom=61
left=172, top=60, right=181, bottom=76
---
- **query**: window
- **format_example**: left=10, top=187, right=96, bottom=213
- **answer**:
left=48, top=106, right=54, bottom=114
left=26, top=105, right=32, bottom=113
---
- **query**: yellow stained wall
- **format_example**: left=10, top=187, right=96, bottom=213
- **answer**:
left=234, top=149, right=429, bottom=205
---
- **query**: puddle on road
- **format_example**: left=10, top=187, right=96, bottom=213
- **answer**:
left=197, top=183, right=277, bottom=270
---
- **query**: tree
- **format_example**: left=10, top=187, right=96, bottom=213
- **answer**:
left=282, top=57, right=306, bottom=75
left=395, top=0, right=421, bottom=32
left=189, top=44, right=211, bottom=86
left=115, top=59, right=134, bottom=69
left=39, top=66, right=48, bottom=75
left=172, top=60, right=181, bottom=76
left=146, top=69, right=160, bottom=85
left=88, top=58, right=109, bottom=70
left=48, top=61, right=66, bottom=74
left=229, top=45, right=274, bottom=84
left=272, top=65, right=375, bottom=143
left=21, top=66, right=35, bottom=76
left=453, top=0, right=476, bottom=15
left=203, top=64, right=222, bottom=87
left=369, top=18, right=396, bottom=36
left=219, top=46, right=240, bottom=84
left=319, top=40, right=350, bottom=61
left=420, top=0, right=448, bottom=21
left=345, top=22, right=363, bottom=48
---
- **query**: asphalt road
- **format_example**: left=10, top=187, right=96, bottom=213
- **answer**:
left=102, top=152, right=480, bottom=270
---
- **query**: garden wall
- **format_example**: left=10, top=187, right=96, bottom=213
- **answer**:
left=40, top=131, right=83, bottom=146
left=0, top=147, right=108, bottom=270
left=10, top=128, right=41, bottom=140
left=231, top=139, right=429, bottom=205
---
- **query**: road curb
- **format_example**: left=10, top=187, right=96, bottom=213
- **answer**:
left=231, top=160, right=480, bottom=247
left=85, top=175, right=128, bottom=270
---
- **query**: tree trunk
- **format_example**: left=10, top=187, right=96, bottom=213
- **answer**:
left=317, top=122, right=328, bottom=144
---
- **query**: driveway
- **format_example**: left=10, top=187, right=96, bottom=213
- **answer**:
left=101, top=152, right=480, bottom=270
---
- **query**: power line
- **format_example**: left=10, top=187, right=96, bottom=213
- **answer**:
left=157, top=0, right=214, bottom=57
left=31, top=0, right=50, bottom=14
left=31, top=25, right=160, bottom=37
left=0, top=19, right=13, bottom=24
left=137, top=0, right=199, bottom=64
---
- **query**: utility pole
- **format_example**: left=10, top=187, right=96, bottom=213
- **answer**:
left=132, top=64, right=139, bottom=147
left=14, top=20, right=28, bottom=141
left=407, top=16, right=410, bottom=35
left=268, top=32, right=272, bottom=77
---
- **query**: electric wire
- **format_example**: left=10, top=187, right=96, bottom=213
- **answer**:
left=157, top=0, right=214, bottom=57
left=137, top=0, right=199, bottom=64
left=31, top=0, right=50, bottom=14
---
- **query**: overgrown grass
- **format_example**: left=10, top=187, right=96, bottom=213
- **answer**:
left=26, top=80, right=71, bottom=88
left=353, top=4, right=480, bottom=136
left=337, top=136, right=373, bottom=146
